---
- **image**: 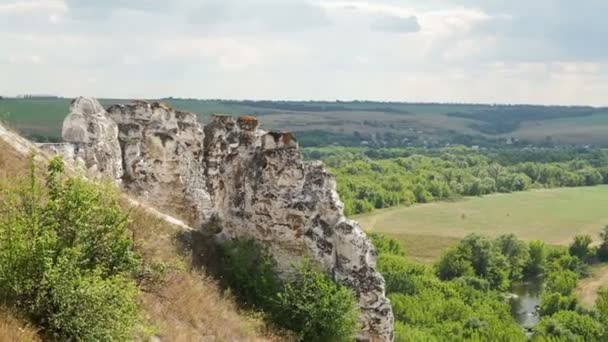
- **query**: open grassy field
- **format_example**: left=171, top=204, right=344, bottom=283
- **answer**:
left=513, top=111, right=608, bottom=145
left=355, top=186, right=608, bottom=264
left=5, top=97, right=608, bottom=146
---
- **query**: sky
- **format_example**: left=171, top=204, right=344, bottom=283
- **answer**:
left=2, top=0, right=608, bottom=105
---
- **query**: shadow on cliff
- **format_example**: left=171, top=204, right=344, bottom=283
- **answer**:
left=175, top=217, right=229, bottom=287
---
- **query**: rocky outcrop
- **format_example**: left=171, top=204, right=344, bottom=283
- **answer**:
left=105, top=101, right=209, bottom=225
left=47, top=98, right=394, bottom=341
left=60, top=97, right=123, bottom=180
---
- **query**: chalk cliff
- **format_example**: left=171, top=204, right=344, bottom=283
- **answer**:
left=50, top=97, right=394, bottom=341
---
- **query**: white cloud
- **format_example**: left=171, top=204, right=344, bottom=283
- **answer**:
left=7, top=54, right=45, bottom=65
left=158, top=37, right=306, bottom=71
left=1, top=0, right=608, bottom=105
left=0, top=0, right=67, bottom=22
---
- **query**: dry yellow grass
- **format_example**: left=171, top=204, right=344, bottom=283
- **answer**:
left=576, top=264, right=608, bottom=309
left=128, top=207, right=286, bottom=341
left=0, top=310, right=40, bottom=342
left=0, top=140, right=33, bottom=181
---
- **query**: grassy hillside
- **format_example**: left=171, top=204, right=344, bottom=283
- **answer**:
left=0, top=137, right=281, bottom=341
left=4, top=98, right=608, bottom=146
left=355, top=186, right=608, bottom=263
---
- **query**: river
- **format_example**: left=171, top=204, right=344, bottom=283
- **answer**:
left=509, top=277, right=544, bottom=332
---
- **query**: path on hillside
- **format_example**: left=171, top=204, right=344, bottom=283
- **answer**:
left=577, top=264, right=608, bottom=308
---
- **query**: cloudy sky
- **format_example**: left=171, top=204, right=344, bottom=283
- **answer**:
left=2, top=0, right=608, bottom=105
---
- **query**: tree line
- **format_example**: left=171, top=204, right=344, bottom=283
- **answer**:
left=304, top=147, right=608, bottom=216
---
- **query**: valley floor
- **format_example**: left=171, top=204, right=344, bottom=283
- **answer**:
left=355, top=185, right=608, bottom=263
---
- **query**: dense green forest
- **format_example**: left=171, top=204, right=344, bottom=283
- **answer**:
left=371, top=231, right=608, bottom=341
left=303, top=147, right=608, bottom=215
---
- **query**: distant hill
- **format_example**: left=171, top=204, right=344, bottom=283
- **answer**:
left=3, top=97, right=608, bottom=147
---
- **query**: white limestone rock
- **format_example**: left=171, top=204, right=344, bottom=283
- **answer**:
left=61, top=97, right=123, bottom=180
left=105, top=101, right=209, bottom=226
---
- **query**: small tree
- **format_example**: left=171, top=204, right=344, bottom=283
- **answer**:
left=496, top=234, right=530, bottom=281
left=436, top=249, right=474, bottom=281
left=524, top=240, right=547, bottom=277
left=569, top=235, right=593, bottom=262
left=273, top=262, right=360, bottom=342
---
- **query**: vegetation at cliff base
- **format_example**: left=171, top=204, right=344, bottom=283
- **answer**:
left=219, top=239, right=360, bottom=342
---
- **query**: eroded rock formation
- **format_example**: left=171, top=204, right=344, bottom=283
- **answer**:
left=45, top=97, right=394, bottom=341
left=61, top=97, right=123, bottom=180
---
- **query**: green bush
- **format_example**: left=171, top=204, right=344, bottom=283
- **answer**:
left=219, top=239, right=281, bottom=309
left=435, top=235, right=510, bottom=290
left=597, top=226, right=608, bottom=262
left=435, top=249, right=475, bottom=281
left=545, top=269, right=578, bottom=296
left=539, top=292, right=577, bottom=316
left=368, top=232, right=406, bottom=256
left=569, top=234, right=594, bottom=262
left=496, top=234, right=530, bottom=281
left=377, top=254, right=426, bottom=295
left=220, top=240, right=360, bottom=342
left=524, top=241, right=547, bottom=277
left=534, top=310, right=604, bottom=341
left=36, top=254, right=140, bottom=341
left=0, top=157, right=141, bottom=339
left=273, top=262, right=360, bottom=342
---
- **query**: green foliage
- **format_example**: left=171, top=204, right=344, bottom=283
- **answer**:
left=436, top=235, right=510, bottom=290
left=273, top=262, right=360, bottom=342
left=525, top=241, right=548, bottom=277
left=569, top=235, right=594, bottom=262
left=377, top=254, right=427, bottom=295
left=369, top=232, right=406, bottom=256
left=596, top=287, right=608, bottom=323
left=0, top=157, right=141, bottom=339
left=219, top=240, right=360, bottom=342
left=320, top=147, right=607, bottom=216
left=496, top=234, right=530, bottom=281
left=370, top=233, right=525, bottom=341
left=36, top=255, right=140, bottom=341
left=435, top=249, right=474, bottom=281
left=539, top=292, right=577, bottom=316
left=534, top=310, right=604, bottom=341
left=219, top=239, right=281, bottom=310
left=545, top=269, right=578, bottom=296
left=597, top=226, right=608, bottom=262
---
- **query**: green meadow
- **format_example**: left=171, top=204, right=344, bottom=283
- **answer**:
left=355, top=186, right=608, bottom=264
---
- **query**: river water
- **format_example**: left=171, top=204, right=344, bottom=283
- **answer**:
left=509, top=277, right=544, bottom=332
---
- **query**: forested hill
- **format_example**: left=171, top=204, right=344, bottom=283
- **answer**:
left=4, top=97, right=608, bottom=147
left=303, top=146, right=608, bottom=216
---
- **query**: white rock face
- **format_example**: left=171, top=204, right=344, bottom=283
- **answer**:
left=61, top=97, right=123, bottom=180
left=52, top=98, right=394, bottom=341
left=105, top=101, right=209, bottom=226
